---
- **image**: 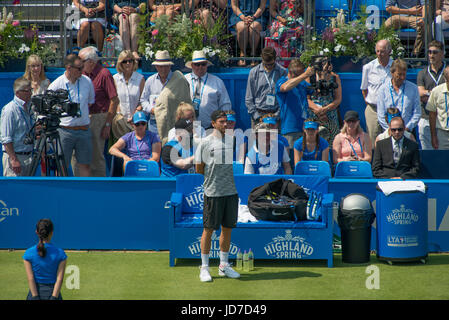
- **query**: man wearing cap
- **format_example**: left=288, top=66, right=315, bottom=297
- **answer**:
left=244, top=122, right=292, bottom=175
left=77, top=46, right=119, bottom=177
left=108, top=111, right=162, bottom=170
left=372, top=116, right=420, bottom=179
left=47, top=54, right=95, bottom=177
left=245, top=47, right=287, bottom=127
left=140, top=50, right=191, bottom=144
left=195, top=110, right=240, bottom=282
left=185, top=50, right=232, bottom=129
left=276, top=59, right=315, bottom=149
left=160, top=118, right=195, bottom=177
left=360, top=39, right=393, bottom=145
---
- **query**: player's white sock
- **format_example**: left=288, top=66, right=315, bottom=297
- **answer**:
left=219, top=251, right=229, bottom=266
left=201, top=253, right=209, bottom=267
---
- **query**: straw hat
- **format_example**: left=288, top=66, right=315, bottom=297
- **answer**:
left=152, top=50, right=174, bottom=66
left=185, top=50, right=213, bottom=68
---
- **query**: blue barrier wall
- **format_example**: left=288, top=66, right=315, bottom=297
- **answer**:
left=1, top=177, right=448, bottom=252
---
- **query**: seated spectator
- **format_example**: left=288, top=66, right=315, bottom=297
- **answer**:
left=385, top=0, right=425, bottom=57
left=149, top=0, right=182, bottom=22
left=23, top=54, right=50, bottom=96
left=268, top=0, right=304, bottom=56
left=332, top=111, right=372, bottom=164
left=191, top=0, right=228, bottom=28
left=225, top=110, right=247, bottom=163
left=244, top=122, right=292, bottom=175
left=112, top=1, right=146, bottom=60
left=433, top=0, right=449, bottom=45
left=112, top=50, right=145, bottom=140
left=109, top=111, right=162, bottom=170
left=167, top=101, right=205, bottom=143
left=276, top=59, right=314, bottom=149
left=230, top=0, right=267, bottom=66
left=372, top=116, right=420, bottom=179
left=73, top=0, right=106, bottom=51
left=293, top=120, right=329, bottom=164
left=161, top=118, right=195, bottom=177
left=260, top=114, right=289, bottom=149
left=375, top=107, right=416, bottom=147
left=23, top=219, right=67, bottom=300
left=306, top=56, right=342, bottom=147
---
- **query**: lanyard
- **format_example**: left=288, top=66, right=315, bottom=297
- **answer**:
left=428, top=63, right=445, bottom=86
left=134, top=132, right=150, bottom=159
left=191, top=73, right=208, bottom=100
left=347, top=137, right=363, bottom=158
left=66, top=80, right=80, bottom=103
left=389, top=82, right=406, bottom=112
left=14, top=99, right=33, bottom=132
left=263, top=70, right=276, bottom=93
left=445, top=94, right=449, bottom=128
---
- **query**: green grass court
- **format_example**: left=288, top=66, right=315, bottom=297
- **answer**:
left=1, top=250, right=449, bottom=300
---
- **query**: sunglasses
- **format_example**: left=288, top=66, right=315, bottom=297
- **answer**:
left=135, top=121, right=147, bottom=127
left=19, top=88, right=32, bottom=93
left=390, top=128, right=404, bottom=132
left=193, top=62, right=207, bottom=67
left=122, top=59, right=134, bottom=64
left=428, top=50, right=441, bottom=55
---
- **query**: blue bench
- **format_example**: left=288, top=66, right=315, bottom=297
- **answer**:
left=168, top=174, right=335, bottom=267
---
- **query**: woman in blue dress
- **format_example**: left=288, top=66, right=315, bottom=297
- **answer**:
left=293, top=119, right=329, bottom=165
left=23, top=219, right=67, bottom=300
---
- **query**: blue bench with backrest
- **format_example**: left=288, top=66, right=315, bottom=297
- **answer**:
left=168, top=174, right=335, bottom=267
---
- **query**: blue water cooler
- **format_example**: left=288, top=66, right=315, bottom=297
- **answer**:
left=376, top=182, right=428, bottom=264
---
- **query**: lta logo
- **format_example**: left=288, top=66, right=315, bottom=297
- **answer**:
left=264, top=230, right=314, bottom=259
left=0, top=200, right=19, bottom=223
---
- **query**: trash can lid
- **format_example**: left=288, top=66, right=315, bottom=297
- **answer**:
left=340, top=193, right=373, bottom=212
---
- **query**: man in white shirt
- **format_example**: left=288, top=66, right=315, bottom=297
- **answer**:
left=47, top=54, right=95, bottom=177
left=184, top=50, right=232, bottom=129
left=427, top=66, right=449, bottom=150
left=360, top=39, right=393, bottom=145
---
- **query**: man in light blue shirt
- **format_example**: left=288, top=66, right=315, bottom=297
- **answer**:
left=0, top=77, right=35, bottom=176
left=377, top=59, right=421, bottom=132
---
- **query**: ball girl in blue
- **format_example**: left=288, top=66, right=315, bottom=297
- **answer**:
left=293, top=120, right=329, bottom=165
left=23, top=219, right=67, bottom=300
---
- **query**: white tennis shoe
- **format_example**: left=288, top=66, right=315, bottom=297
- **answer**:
left=199, top=266, right=212, bottom=282
left=218, top=263, right=241, bottom=278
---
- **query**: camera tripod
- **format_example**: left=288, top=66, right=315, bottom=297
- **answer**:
left=25, top=118, right=69, bottom=177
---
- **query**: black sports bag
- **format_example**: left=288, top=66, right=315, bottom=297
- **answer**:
left=247, top=178, right=309, bottom=221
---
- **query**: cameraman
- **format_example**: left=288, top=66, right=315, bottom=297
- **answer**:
left=47, top=54, right=95, bottom=177
left=306, top=56, right=342, bottom=147
left=0, top=77, right=35, bottom=176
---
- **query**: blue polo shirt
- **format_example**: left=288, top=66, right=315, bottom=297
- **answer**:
left=23, top=243, right=67, bottom=284
left=276, top=76, right=310, bottom=135
left=294, top=137, right=329, bottom=161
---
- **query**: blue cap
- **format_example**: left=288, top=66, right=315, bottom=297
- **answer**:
left=387, top=111, right=401, bottom=124
left=226, top=114, right=236, bottom=122
left=304, top=121, right=319, bottom=130
left=262, top=117, right=277, bottom=125
left=133, top=111, right=148, bottom=124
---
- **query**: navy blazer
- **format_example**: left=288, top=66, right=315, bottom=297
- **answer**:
left=372, top=136, right=420, bottom=179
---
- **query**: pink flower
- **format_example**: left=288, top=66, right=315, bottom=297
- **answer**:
left=12, top=20, right=20, bottom=27
left=13, top=0, right=21, bottom=5
left=152, top=29, right=158, bottom=36
left=194, top=19, right=201, bottom=24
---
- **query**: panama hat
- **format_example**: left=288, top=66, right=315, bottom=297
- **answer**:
left=185, top=50, right=213, bottom=68
left=152, top=50, right=174, bottom=66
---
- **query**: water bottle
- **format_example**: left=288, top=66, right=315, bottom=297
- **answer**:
left=248, top=248, right=254, bottom=271
left=243, top=250, right=249, bottom=272
left=236, top=250, right=243, bottom=270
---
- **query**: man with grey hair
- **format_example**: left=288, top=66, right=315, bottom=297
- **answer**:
left=360, top=39, right=393, bottom=145
left=76, top=46, right=118, bottom=177
left=0, top=77, right=35, bottom=176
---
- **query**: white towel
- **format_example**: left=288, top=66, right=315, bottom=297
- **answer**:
left=238, top=204, right=258, bottom=223
left=377, top=180, right=426, bottom=196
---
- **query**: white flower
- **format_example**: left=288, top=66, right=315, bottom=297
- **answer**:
left=323, top=48, right=330, bottom=53
left=319, top=50, right=324, bottom=55
left=335, top=44, right=342, bottom=52
left=312, top=37, right=317, bottom=41
left=19, top=43, right=30, bottom=53
left=6, top=12, right=13, bottom=24
left=0, top=23, right=5, bottom=32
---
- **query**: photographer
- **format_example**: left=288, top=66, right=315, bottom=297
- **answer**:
left=306, top=56, right=342, bottom=147
left=0, top=77, right=35, bottom=176
left=47, top=54, right=95, bottom=177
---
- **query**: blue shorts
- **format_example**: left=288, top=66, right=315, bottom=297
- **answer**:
left=58, top=127, right=92, bottom=166
left=26, top=283, right=62, bottom=300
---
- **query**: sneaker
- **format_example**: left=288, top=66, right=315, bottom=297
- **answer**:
left=218, top=263, right=240, bottom=279
left=199, top=266, right=212, bottom=282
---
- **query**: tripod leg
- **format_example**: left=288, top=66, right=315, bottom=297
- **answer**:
left=26, top=134, right=47, bottom=176
left=53, top=133, right=69, bottom=177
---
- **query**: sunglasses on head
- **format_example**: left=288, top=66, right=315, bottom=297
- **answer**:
left=193, top=62, right=207, bottom=67
left=135, top=121, right=147, bottom=127
left=122, top=59, right=134, bottom=64
left=390, top=127, right=404, bottom=132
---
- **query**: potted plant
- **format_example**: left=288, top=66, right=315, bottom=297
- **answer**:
left=137, top=9, right=231, bottom=72
left=300, top=9, right=404, bottom=72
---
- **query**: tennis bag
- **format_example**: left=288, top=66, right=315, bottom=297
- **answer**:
left=247, top=178, right=309, bottom=221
